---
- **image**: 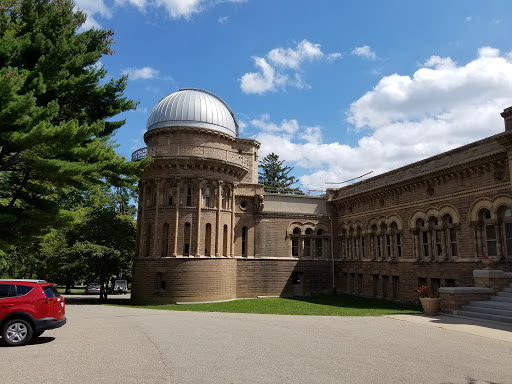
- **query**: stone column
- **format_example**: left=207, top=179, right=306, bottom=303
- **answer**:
left=152, top=178, right=161, bottom=257
left=195, top=179, right=203, bottom=257
left=173, top=180, right=181, bottom=257
left=230, top=184, right=236, bottom=257
left=215, top=181, right=223, bottom=257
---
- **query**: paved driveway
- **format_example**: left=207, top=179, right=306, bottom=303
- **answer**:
left=1, top=303, right=512, bottom=384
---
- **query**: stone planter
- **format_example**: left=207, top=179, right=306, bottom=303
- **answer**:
left=420, top=297, right=441, bottom=316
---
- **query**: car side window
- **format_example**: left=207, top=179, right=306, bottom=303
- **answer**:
left=16, top=285, right=33, bottom=296
left=0, top=284, right=13, bottom=298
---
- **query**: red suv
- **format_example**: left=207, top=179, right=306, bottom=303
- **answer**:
left=0, top=279, right=66, bottom=346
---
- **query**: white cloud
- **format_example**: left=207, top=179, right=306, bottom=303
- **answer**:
left=249, top=47, right=512, bottom=190
left=74, top=0, right=112, bottom=30
left=218, top=16, right=229, bottom=24
left=267, top=40, right=324, bottom=69
left=154, top=0, right=202, bottom=19
left=352, top=45, right=377, bottom=60
left=240, top=40, right=341, bottom=94
left=240, top=57, right=287, bottom=94
left=115, top=0, right=148, bottom=10
left=123, top=66, right=161, bottom=80
left=466, top=16, right=472, bottom=22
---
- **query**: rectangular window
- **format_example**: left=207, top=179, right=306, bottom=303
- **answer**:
left=431, top=278, right=440, bottom=295
left=357, top=274, right=363, bottom=294
left=343, top=273, right=349, bottom=292
left=376, top=236, right=381, bottom=259
left=382, top=275, right=389, bottom=298
left=386, top=234, right=391, bottom=258
left=361, top=237, right=365, bottom=258
left=186, top=187, right=192, bottom=207
left=353, top=238, right=357, bottom=258
left=422, top=232, right=429, bottom=258
left=346, top=239, right=350, bottom=258
left=486, top=224, right=497, bottom=256
left=292, top=238, right=299, bottom=257
left=156, top=272, right=166, bottom=290
left=396, top=234, right=402, bottom=258
left=505, top=222, right=512, bottom=258
left=435, top=230, right=442, bottom=257
left=392, top=276, right=400, bottom=299
left=450, top=229, right=458, bottom=257
left=373, top=275, right=379, bottom=297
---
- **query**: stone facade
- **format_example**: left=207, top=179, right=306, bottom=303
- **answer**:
left=131, top=91, right=512, bottom=304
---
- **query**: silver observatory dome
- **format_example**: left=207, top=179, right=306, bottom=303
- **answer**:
left=146, top=88, right=239, bottom=137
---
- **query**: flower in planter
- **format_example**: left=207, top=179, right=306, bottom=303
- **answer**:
left=417, top=285, right=440, bottom=298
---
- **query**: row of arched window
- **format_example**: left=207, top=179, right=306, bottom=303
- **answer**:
left=289, top=227, right=329, bottom=259
left=339, top=221, right=402, bottom=261
left=411, top=214, right=457, bottom=261
left=143, top=181, right=233, bottom=210
left=142, top=222, right=247, bottom=257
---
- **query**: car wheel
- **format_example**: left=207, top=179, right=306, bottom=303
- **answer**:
left=1, top=319, right=33, bottom=346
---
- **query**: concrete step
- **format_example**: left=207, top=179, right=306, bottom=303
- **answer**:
left=455, top=310, right=512, bottom=324
left=491, top=296, right=512, bottom=303
left=497, top=291, right=512, bottom=298
left=460, top=305, right=512, bottom=317
left=503, top=287, right=512, bottom=293
left=469, top=300, right=512, bottom=311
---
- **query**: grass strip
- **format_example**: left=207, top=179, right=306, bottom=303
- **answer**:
left=118, top=295, right=422, bottom=316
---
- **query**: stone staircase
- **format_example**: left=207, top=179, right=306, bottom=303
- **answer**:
left=455, top=283, right=512, bottom=324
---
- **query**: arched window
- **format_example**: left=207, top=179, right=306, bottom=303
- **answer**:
left=291, top=228, right=300, bottom=257
left=168, top=189, right=174, bottom=206
left=376, top=225, right=382, bottom=260
left=204, top=186, right=211, bottom=208
left=370, top=225, right=378, bottom=260
left=356, top=227, right=362, bottom=260
left=502, top=208, right=512, bottom=258
left=390, top=222, right=401, bottom=259
left=316, top=229, right=324, bottom=258
left=443, top=214, right=457, bottom=259
left=346, top=229, right=351, bottom=260
left=358, top=228, right=365, bottom=259
left=223, top=225, right=228, bottom=256
left=205, top=223, right=211, bottom=256
left=417, top=219, right=429, bottom=259
left=242, top=226, right=247, bottom=257
left=481, top=209, right=497, bottom=257
left=183, top=223, right=191, bottom=256
left=304, top=228, right=312, bottom=257
left=186, top=186, right=192, bottom=207
left=162, top=223, right=169, bottom=257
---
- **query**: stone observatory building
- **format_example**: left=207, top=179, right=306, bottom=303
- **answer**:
left=131, top=88, right=512, bottom=306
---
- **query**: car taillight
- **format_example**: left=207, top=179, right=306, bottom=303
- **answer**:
left=46, top=298, right=59, bottom=304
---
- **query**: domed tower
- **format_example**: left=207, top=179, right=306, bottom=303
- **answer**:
left=131, top=89, right=262, bottom=303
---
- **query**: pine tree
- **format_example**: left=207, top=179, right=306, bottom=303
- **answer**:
left=0, top=0, right=147, bottom=251
left=258, top=152, right=304, bottom=194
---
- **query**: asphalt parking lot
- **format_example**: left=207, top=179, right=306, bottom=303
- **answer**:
left=1, top=301, right=512, bottom=384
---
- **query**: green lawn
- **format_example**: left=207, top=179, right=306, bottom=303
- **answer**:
left=123, top=295, right=422, bottom=316
left=57, top=286, right=86, bottom=295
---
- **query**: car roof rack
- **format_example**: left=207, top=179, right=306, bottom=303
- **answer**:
left=0, top=279, right=47, bottom=283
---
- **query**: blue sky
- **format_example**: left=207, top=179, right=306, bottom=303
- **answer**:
left=76, top=0, right=512, bottom=193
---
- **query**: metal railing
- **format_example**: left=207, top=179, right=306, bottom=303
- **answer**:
left=131, top=145, right=248, bottom=168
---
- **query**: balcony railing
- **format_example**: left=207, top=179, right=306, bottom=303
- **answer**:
left=131, top=145, right=248, bottom=168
